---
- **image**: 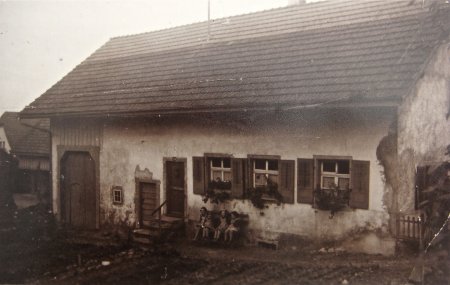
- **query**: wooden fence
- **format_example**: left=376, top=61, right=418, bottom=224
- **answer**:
left=396, top=213, right=423, bottom=244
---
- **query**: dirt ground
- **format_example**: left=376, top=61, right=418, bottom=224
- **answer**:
left=0, top=205, right=446, bottom=285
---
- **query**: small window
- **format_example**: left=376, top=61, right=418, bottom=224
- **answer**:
left=210, top=157, right=232, bottom=182
left=320, top=160, right=350, bottom=190
left=112, top=186, right=123, bottom=205
left=0, top=141, right=5, bottom=149
left=254, top=159, right=279, bottom=187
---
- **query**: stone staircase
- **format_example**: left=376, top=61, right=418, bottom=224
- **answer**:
left=132, top=215, right=184, bottom=246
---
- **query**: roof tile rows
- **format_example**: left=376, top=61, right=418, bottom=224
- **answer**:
left=0, top=112, right=50, bottom=156
left=21, top=0, right=450, bottom=117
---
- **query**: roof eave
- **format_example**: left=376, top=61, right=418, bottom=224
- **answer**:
left=19, top=97, right=401, bottom=119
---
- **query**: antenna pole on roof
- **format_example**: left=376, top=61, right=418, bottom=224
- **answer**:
left=207, top=0, right=211, bottom=41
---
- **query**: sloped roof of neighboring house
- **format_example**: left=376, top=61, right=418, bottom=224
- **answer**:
left=21, top=0, right=450, bottom=118
left=0, top=112, right=49, bottom=156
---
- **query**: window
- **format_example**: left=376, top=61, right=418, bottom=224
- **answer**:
left=193, top=155, right=294, bottom=203
left=298, top=156, right=370, bottom=209
left=112, top=186, right=123, bottom=205
left=253, top=159, right=279, bottom=187
left=210, top=157, right=231, bottom=182
left=320, top=160, right=350, bottom=190
left=0, top=141, right=5, bottom=149
left=248, top=155, right=295, bottom=204
left=193, top=155, right=238, bottom=195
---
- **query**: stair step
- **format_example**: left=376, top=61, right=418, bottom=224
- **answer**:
left=143, top=221, right=183, bottom=230
left=160, top=215, right=183, bottom=223
left=133, top=216, right=184, bottom=246
left=133, top=236, right=152, bottom=245
left=133, top=228, right=151, bottom=235
left=137, top=220, right=184, bottom=229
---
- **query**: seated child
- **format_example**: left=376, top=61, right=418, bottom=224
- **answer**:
left=213, top=210, right=229, bottom=241
left=224, top=211, right=240, bottom=243
left=202, top=212, right=215, bottom=239
left=193, top=207, right=208, bottom=241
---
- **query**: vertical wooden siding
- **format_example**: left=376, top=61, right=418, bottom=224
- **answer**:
left=18, top=157, right=50, bottom=171
left=51, top=119, right=102, bottom=147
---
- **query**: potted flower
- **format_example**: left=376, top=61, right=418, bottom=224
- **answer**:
left=202, top=178, right=232, bottom=204
left=314, top=183, right=351, bottom=218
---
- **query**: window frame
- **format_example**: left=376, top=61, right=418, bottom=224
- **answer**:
left=112, top=186, right=123, bottom=205
left=209, top=157, right=232, bottom=183
left=320, top=160, right=351, bottom=190
left=247, top=154, right=281, bottom=188
left=252, top=158, right=280, bottom=187
left=313, top=155, right=352, bottom=190
left=204, top=153, right=233, bottom=191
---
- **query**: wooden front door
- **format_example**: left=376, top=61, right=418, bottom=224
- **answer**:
left=61, top=152, right=96, bottom=229
left=139, top=182, right=158, bottom=227
left=166, top=161, right=185, bottom=217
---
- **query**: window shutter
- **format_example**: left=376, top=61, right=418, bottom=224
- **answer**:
left=350, top=160, right=370, bottom=209
left=297, top=158, right=314, bottom=204
left=245, top=158, right=254, bottom=191
left=279, top=160, right=295, bottom=204
left=415, top=166, right=428, bottom=210
left=205, top=156, right=211, bottom=185
left=231, top=158, right=245, bottom=198
left=193, top=156, right=205, bottom=195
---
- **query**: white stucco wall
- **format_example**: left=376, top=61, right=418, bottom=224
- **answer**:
left=0, top=127, right=12, bottom=153
left=97, top=108, right=395, bottom=249
left=397, top=41, right=450, bottom=212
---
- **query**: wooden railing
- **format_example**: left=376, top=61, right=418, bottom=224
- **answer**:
left=151, top=200, right=167, bottom=235
left=396, top=213, right=423, bottom=246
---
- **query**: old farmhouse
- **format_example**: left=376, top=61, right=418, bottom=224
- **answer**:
left=20, top=0, right=450, bottom=254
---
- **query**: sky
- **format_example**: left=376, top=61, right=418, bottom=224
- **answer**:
left=0, top=0, right=304, bottom=115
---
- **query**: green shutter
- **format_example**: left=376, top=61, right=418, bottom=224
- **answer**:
left=297, top=158, right=314, bottom=204
left=193, top=156, right=205, bottom=195
left=350, top=160, right=370, bottom=209
left=279, top=160, right=295, bottom=204
left=231, top=158, right=245, bottom=198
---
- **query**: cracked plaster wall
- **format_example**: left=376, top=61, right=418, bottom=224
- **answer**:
left=396, top=42, right=450, bottom=213
left=98, top=108, right=395, bottom=253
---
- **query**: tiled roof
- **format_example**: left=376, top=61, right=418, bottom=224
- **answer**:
left=0, top=112, right=50, bottom=156
left=21, top=0, right=450, bottom=117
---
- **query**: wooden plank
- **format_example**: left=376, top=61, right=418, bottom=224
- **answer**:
left=141, top=192, right=156, bottom=199
left=142, top=197, right=156, bottom=202
left=142, top=220, right=152, bottom=227
left=142, top=202, right=156, bottom=208
left=141, top=204, right=155, bottom=210
left=142, top=215, right=155, bottom=220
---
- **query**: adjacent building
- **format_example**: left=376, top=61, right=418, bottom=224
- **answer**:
left=0, top=112, right=50, bottom=202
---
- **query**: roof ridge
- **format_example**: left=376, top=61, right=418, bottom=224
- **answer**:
left=109, top=1, right=301, bottom=41
left=21, top=0, right=450, bottom=118
left=108, top=0, right=377, bottom=41
left=89, top=0, right=422, bottom=62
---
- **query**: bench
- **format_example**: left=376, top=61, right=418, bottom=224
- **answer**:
left=193, top=209, right=249, bottom=245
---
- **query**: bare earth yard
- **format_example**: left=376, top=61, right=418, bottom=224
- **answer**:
left=0, top=205, right=445, bottom=285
